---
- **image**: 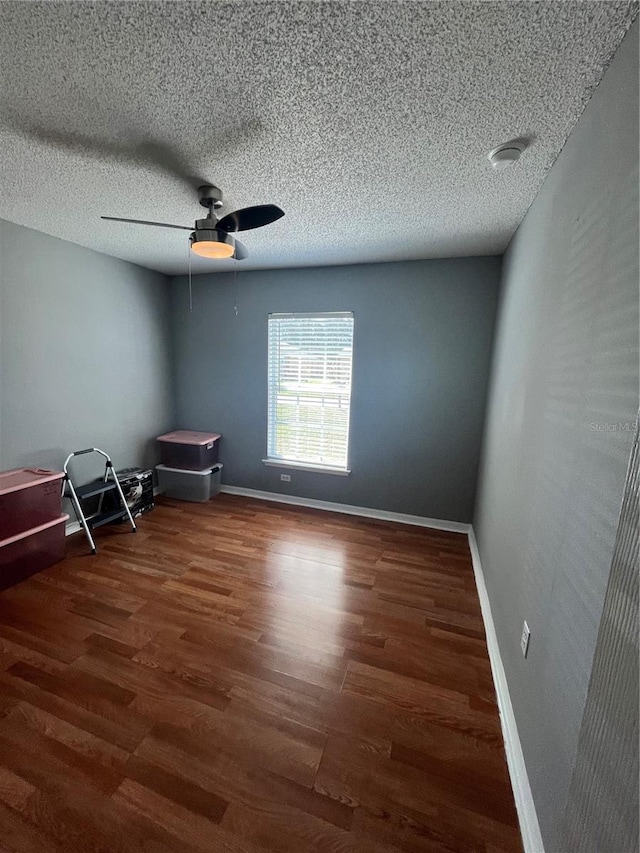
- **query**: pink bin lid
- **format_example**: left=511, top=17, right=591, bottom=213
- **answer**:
left=0, top=513, right=69, bottom=547
left=0, top=468, right=64, bottom=497
left=157, top=431, right=220, bottom=446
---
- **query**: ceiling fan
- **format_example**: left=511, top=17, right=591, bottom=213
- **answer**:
left=101, top=184, right=284, bottom=260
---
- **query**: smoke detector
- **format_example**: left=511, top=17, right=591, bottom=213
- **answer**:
left=488, top=140, right=526, bottom=170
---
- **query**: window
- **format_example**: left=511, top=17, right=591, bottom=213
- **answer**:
left=266, top=312, right=354, bottom=473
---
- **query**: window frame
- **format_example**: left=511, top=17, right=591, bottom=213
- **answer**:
left=263, top=311, right=354, bottom=475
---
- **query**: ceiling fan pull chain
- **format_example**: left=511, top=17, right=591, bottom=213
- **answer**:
left=233, top=265, right=239, bottom=317
left=188, top=241, right=193, bottom=313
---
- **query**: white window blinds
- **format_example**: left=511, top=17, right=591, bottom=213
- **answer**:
left=267, top=313, right=354, bottom=470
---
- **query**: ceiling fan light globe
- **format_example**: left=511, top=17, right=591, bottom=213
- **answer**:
left=191, top=241, right=235, bottom=259
left=190, top=230, right=235, bottom=259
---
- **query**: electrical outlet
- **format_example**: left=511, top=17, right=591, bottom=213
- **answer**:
left=280, top=473, right=291, bottom=482
left=520, top=621, right=531, bottom=658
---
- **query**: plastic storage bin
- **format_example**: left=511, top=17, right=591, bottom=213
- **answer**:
left=0, top=468, right=65, bottom=539
left=156, top=464, right=223, bottom=503
left=0, top=514, right=69, bottom=591
left=157, top=431, right=221, bottom=471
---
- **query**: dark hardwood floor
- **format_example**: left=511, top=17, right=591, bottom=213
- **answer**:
left=0, top=494, right=522, bottom=852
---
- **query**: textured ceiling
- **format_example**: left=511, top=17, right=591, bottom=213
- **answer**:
left=0, top=1, right=637, bottom=275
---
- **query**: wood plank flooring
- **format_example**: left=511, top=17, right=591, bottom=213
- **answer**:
left=0, top=494, right=523, bottom=852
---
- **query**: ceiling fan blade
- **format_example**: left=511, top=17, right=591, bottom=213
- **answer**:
left=234, top=240, right=249, bottom=261
left=216, top=204, right=284, bottom=233
left=101, top=216, right=191, bottom=231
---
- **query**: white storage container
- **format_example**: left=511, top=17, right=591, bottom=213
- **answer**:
left=156, top=463, right=223, bottom=503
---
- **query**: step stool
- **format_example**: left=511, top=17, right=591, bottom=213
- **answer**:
left=63, top=448, right=137, bottom=554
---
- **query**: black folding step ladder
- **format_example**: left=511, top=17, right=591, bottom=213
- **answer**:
left=63, top=448, right=137, bottom=554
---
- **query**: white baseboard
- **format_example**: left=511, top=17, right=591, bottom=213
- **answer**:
left=219, top=484, right=470, bottom=534
left=65, top=519, right=82, bottom=536
left=468, top=527, right=544, bottom=853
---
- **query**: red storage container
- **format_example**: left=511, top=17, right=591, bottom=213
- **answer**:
left=0, top=514, right=69, bottom=590
left=157, top=431, right=220, bottom=470
left=0, top=468, right=65, bottom=539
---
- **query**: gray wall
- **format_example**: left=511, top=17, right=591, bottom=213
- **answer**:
left=0, top=219, right=174, bottom=481
left=474, top=20, right=639, bottom=852
left=171, top=257, right=501, bottom=523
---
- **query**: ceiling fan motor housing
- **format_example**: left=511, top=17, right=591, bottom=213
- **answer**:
left=190, top=228, right=235, bottom=248
left=195, top=218, right=221, bottom=230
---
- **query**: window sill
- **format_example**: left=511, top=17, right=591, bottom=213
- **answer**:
left=262, top=458, right=351, bottom=476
